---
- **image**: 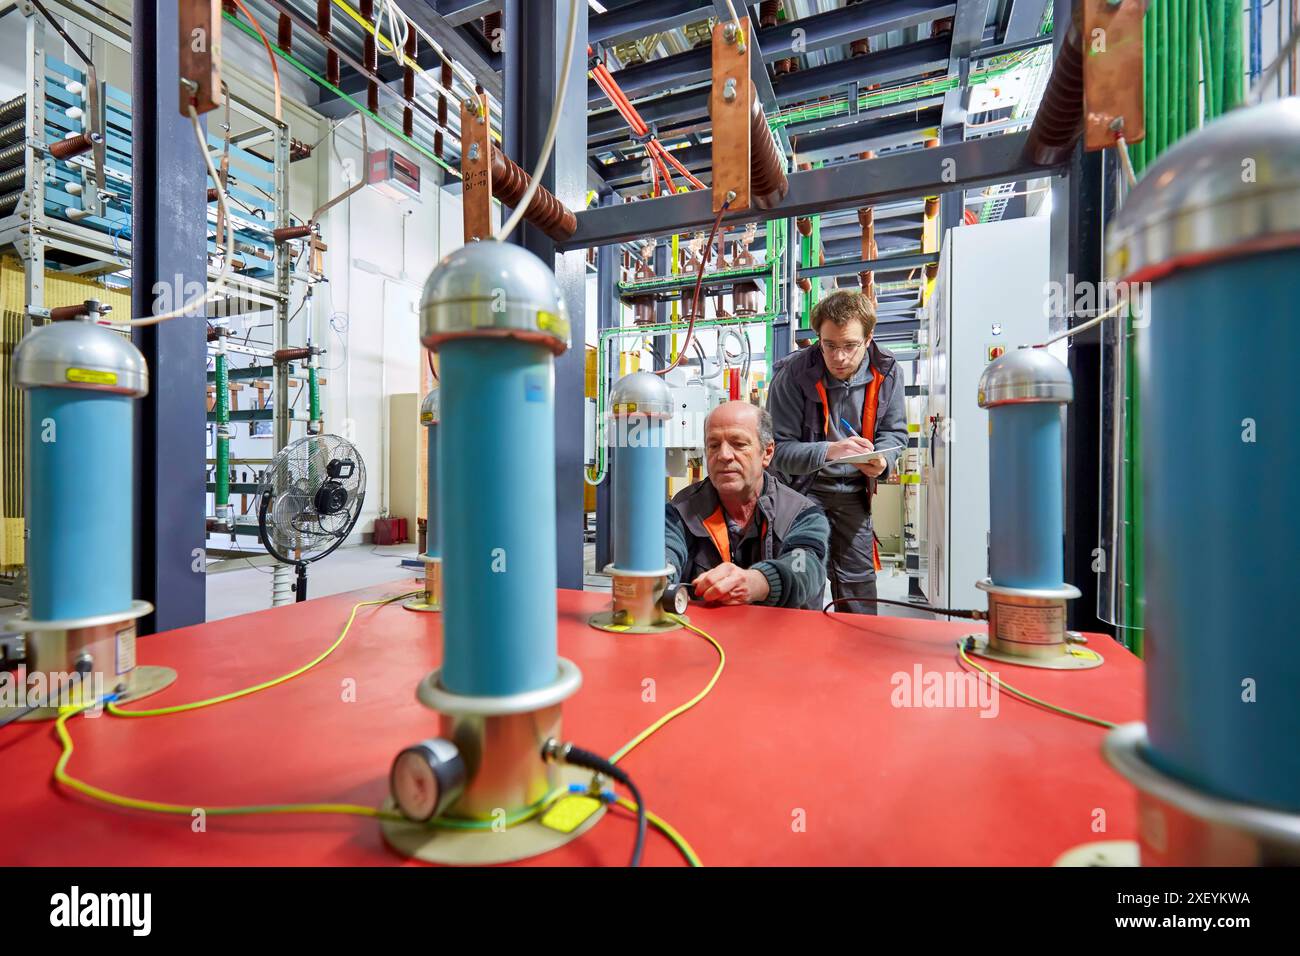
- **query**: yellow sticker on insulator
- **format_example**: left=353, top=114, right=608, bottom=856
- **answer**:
left=420, top=412, right=433, bottom=424
left=612, top=402, right=638, bottom=414
left=537, top=310, right=570, bottom=339
left=66, top=368, right=117, bottom=385
left=540, top=795, right=603, bottom=834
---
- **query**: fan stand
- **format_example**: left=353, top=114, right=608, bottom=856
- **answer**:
left=293, top=562, right=309, bottom=603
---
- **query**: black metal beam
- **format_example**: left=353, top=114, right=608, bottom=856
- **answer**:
left=790, top=105, right=943, bottom=162
left=436, top=0, right=500, bottom=26
left=131, top=0, right=207, bottom=633
left=590, top=0, right=706, bottom=46
left=561, top=130, right=1060, bottom=249
left=941, top=0, right=994, bottom=128
left=1003, top=0, right=1052, bottom=43
left=772, top=35, right=950, bottom=105
left=798, top=250, right=938, bottom=280
left=758, top=0, right=956, bottom=59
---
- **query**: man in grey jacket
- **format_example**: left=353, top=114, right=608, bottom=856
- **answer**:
left=766, top=290, right=908, bottom=613
left=665, top=401, right=829, bottom=610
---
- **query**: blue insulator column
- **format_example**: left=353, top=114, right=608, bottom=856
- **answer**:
left=973, top=347, right=1083, bottom=665
left=1101, top=100, right=1300, bottom=864
left=4, top=301, right=166, bottom=717
left=405, top=387, right=443, bottom=613
left=401, top=240, right=582, bottom=828
left=591, top=370, right=678, bottom=633
left=438, top=337, right=557, bottom=693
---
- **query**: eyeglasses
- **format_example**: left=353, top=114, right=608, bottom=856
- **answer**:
left=820, top=340, right=865, bottom=358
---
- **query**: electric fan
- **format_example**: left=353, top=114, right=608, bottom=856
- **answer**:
left=257, top=434, right=366, bottom=602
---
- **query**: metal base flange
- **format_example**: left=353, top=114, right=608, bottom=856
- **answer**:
left=380, top=764, right=607, bottom=865
left=963, top=631, right=1104, bottom=670
left=592, top=565, right=681, bottom=633
left=588, top=611, right=687, bottom=634
left=1104, top=722, right=1300, bottom=865
left=1, top=664, right=179, bottom=722
left=404, top=557, right=442, bottom=612
left=403, top=596, right=441, bottom=613
left=971, top=579, right=1101, bottom=669
left=2, top=601, right=178, bottom=720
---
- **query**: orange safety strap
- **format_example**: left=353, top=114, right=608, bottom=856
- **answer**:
left=702, top=506, right=730, bottom=564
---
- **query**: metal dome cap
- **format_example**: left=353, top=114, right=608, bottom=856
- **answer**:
left=13, top=319, right=148, bottom=397
left=978, top=346, right=1072, bottom=408
left=420, top=387, right=440, bottom=425
left=420, top=239, right=570, bottom=355
left=609, top=370, right=672, bottom=418
left=1107, top=98, right=1300, bottom=283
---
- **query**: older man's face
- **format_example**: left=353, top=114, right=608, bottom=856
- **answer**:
left=705, top=402, right=773, bottom=500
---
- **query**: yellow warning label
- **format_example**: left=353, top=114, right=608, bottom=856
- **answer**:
left=420, top=412, right=433, bottom=424
left=66, top=367, right=118, bottom=386
left=537, top=310, right=570, bottom=339
left=540, top=795, right=603, bottom=834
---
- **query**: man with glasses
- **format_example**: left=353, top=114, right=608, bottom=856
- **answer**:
left=766, top=291, right=907, bottom=614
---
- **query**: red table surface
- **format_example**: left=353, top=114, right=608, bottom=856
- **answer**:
left=0, top=580, right=1144, bottom=866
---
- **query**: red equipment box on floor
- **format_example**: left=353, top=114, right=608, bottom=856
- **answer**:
left=373, top=517, right=408, bottom=545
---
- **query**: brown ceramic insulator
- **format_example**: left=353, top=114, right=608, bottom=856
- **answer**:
left=748, top=91, right=788, bottom=208
left=632, top=296, right=656, bottom=325
left=773, top=58, right=790, bottom=76
left=796, top=217, right=812, bottom=238
left=206, top=326, right=225, bottom=342
left=1023, top=21, right=1085, bottom=166
left=274, top=346, right=313, bottom=364
left=924, top=196, right=939, bottom=218
left=49, top=133, right=98, bottom=160
left=273, top=224, right=313, bottom=242
left=221, top=0, right=236, bottom=13
left=318, top=1, right=339, bottom=84
left=403, top=70, right=415, bottom=101
left=488, top=145, right=577, bottom=241
left=759, top=0, right=781, bottom=28
left=278, top=14, right=292, bottom=54
left=932, top=16, right=954, bottom=36
left=483, top=11, right=501, bottom=46
left=403, top=108, right=413, bottom=137
left=797, top=277, right=811, bottom=293
left=858, top=206, right=874, bottom=228
left=850, top=38, right=871, bottom=57
left=438, top=95, right=448, bottom=128
left=207, top=187, right=219, bottom=203
left=49, top=304, right=91, bottom=322
left=924, top=262, right=939, bottom=280
left=441, top=63, right=453, bottom=89
left=434, top=130, right=443, bottom=158
left=368, top=84, right=379, bottom=113
left=924, top=137, right=939, bottom=149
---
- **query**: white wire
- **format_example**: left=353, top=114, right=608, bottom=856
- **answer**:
left=495, top=0, right=581, bottom=243
left=116, top=105, right=233, bottom=327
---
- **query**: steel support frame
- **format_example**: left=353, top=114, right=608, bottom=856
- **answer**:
left=500, top=0, right=587, bottom=590
left=563, top=131, right=1062, bottom=249
left=131, top=0, right=207, bottom=632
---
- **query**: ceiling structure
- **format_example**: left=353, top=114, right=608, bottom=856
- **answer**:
left=230, top=0, right=1058, bottom=337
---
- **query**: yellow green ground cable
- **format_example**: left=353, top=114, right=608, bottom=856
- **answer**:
left=54, top=699, right=404, bottom=821
left=956, top=642, right=1116, bottom=730
left=107, top=591, right=420, bottom=718
left=612, top=797, right=702, bottom=867
left=608, top=613, right=726, bottom=765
